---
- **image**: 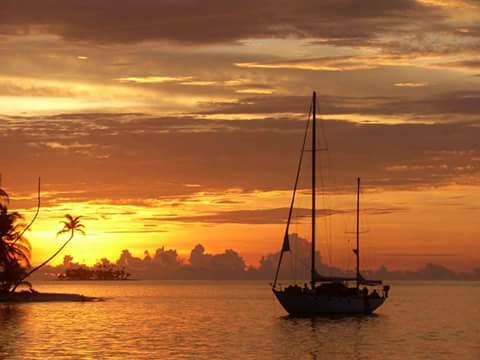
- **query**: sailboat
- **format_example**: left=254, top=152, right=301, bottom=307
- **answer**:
left=272, top=91, right=390, bottom=315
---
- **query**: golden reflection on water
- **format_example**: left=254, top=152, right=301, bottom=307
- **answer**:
left=0, top=281, right=478, bottom=359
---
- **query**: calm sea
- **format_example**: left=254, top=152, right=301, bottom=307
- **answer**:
left=0, top=281, right=478, bottom=359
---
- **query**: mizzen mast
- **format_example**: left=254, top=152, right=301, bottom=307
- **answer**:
left=311, top=91, right=317, bottom=287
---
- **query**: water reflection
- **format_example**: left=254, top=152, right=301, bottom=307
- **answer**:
left=0, top=281, right=477, bottom=359
left=0, top=305, right=24, bottom=323
left=274, top=313, right=385, bottom=359
left=0, top=305, right=26, bottom=358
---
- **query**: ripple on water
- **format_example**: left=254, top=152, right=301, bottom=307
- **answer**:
left=0, top=281, right=478, bottom=359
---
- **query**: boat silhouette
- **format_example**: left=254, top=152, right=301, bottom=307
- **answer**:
left=272, top=92, right=390, bottom=315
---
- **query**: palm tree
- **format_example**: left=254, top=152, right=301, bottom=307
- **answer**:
left=0, top=192, right=32, bottom=293
left=13, top=214, right=85, bottom=291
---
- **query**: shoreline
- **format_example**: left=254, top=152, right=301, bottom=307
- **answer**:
left=0, top=291, right=103, bottom=303
left=57, top=278, right=136, bottom=281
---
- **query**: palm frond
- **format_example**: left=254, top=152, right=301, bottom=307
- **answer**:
left=56, top=228, right=69, bottom=236
left=0, top=188, right=9, bottom=205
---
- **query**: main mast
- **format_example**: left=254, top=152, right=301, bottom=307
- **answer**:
left=311, top=91, right=317, bottom=287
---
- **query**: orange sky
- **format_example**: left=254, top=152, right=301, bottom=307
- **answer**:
left=1, top=0, right=480, bottom=271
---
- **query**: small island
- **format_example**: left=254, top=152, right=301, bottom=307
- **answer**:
left=58, top=260, right=131, bottom=281
left=0, top=180, right=101, bottom=302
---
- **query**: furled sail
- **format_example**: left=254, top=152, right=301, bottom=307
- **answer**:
left=313, top=271, right=356, bottom=283
left=281, top=234, right=290, bottom=252
left=358, top=274, right=383, bottom=286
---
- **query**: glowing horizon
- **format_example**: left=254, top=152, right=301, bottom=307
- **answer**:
left=1, top=0, right=480, bottom=272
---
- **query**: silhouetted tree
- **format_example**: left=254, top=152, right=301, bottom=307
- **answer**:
left=58, top=259, right=130, bottom=280
left=0, top=189, right=32, bottom=293
left=14, top=214, right=85, bottom=290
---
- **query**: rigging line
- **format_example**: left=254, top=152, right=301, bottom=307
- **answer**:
left=13, top=177, right=41, bottom=245
left=293, top=245, right=310, bottom=277
left=292, top=218, right=299, bottom=283
left=315, top=95, right=332, bottom=272
left=360, top=182, right=375, bottom=270
left=363, top=185, right=371, bottom=233
left=344, top=227, right=351, bottom=272
left=317, top=95, right=349, bottom=274
left=317, top=95, right=329, bottom=151
left=272, top=103, right=312, bottom=288
left=315, top=103, right=333, bottom=272
left=290, top=238, right=295, bottom=283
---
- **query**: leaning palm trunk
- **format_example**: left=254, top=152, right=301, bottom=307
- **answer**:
left=11, top=214, right=84, bottom=293
left=11, top=231, right=74, bottom=292
left=12, top=178, right=41, bottom=245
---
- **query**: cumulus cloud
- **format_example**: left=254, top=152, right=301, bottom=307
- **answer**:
left=31, top=237, right=480, bottom=280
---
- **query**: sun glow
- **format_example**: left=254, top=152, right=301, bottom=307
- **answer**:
left=6, top=183, right=476, bottom=271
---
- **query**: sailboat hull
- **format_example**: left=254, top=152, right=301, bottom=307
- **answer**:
left=273, top=289, right=385, bottom=315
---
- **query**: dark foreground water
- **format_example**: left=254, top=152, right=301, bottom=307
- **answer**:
left=0, top=281, right=478, bottom=359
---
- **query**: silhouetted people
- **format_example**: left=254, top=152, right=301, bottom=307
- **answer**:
left=383, top=285, right=390, bottom=298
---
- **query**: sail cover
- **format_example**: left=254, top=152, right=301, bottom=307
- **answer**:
left=312, top=271, right=383, bottom=285
left=358, top=273, right=383, bottom=285
left=313, top=270, right=356, bottom=283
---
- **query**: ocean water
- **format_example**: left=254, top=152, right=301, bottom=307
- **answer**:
left=0, top=281, right=478, bottom=359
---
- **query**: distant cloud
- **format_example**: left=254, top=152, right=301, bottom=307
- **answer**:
left=202, top=91, right=480, bottom=118
left=115, top=76, right=193, bottom=84
left=362, top=207, right=409, bottom=215
left=235, top=57, right=376, bottom=72
left=180, top=81, right=219, bottom=86
left=103, top=230, right=168, bottom=234
left=3, top=110, right=480, bottom=200
left=235, top=53, right=466, bottom=73
left=394, top=82, right=429, bottom=88
left=31, top=238, right=480, bottom=280
left=43, top=142, right=94, bottom=150
left=235, top=89, right=273, bottom=95
left=431, top=59, right=480, bottom=72
left=379, top=253, right=458, bottom=257
left=0, top=0, right=443, bottom=46
left=152, top=208, right=342, bottom=225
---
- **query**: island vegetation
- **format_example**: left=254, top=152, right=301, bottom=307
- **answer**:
left=0, top=180, right=98, bottom=302
left=58, top=258, right=130, bottom=280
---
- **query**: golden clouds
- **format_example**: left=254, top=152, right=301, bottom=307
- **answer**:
left=236, top=89, right=273, bottom=95
left=235, top=58, right=374, bottom=72
left=1, top=0, right=480, bottom=271
left=115, top=76, right=194, bottom=84
left=394, top=82, right=429, bottom=88
left=12, top=182, right=480, bottom=270
left=234, top=53, right=462, bottom=73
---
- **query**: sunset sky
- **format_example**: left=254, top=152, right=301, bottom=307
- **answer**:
left=1, top=0, right=480, bottom=272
